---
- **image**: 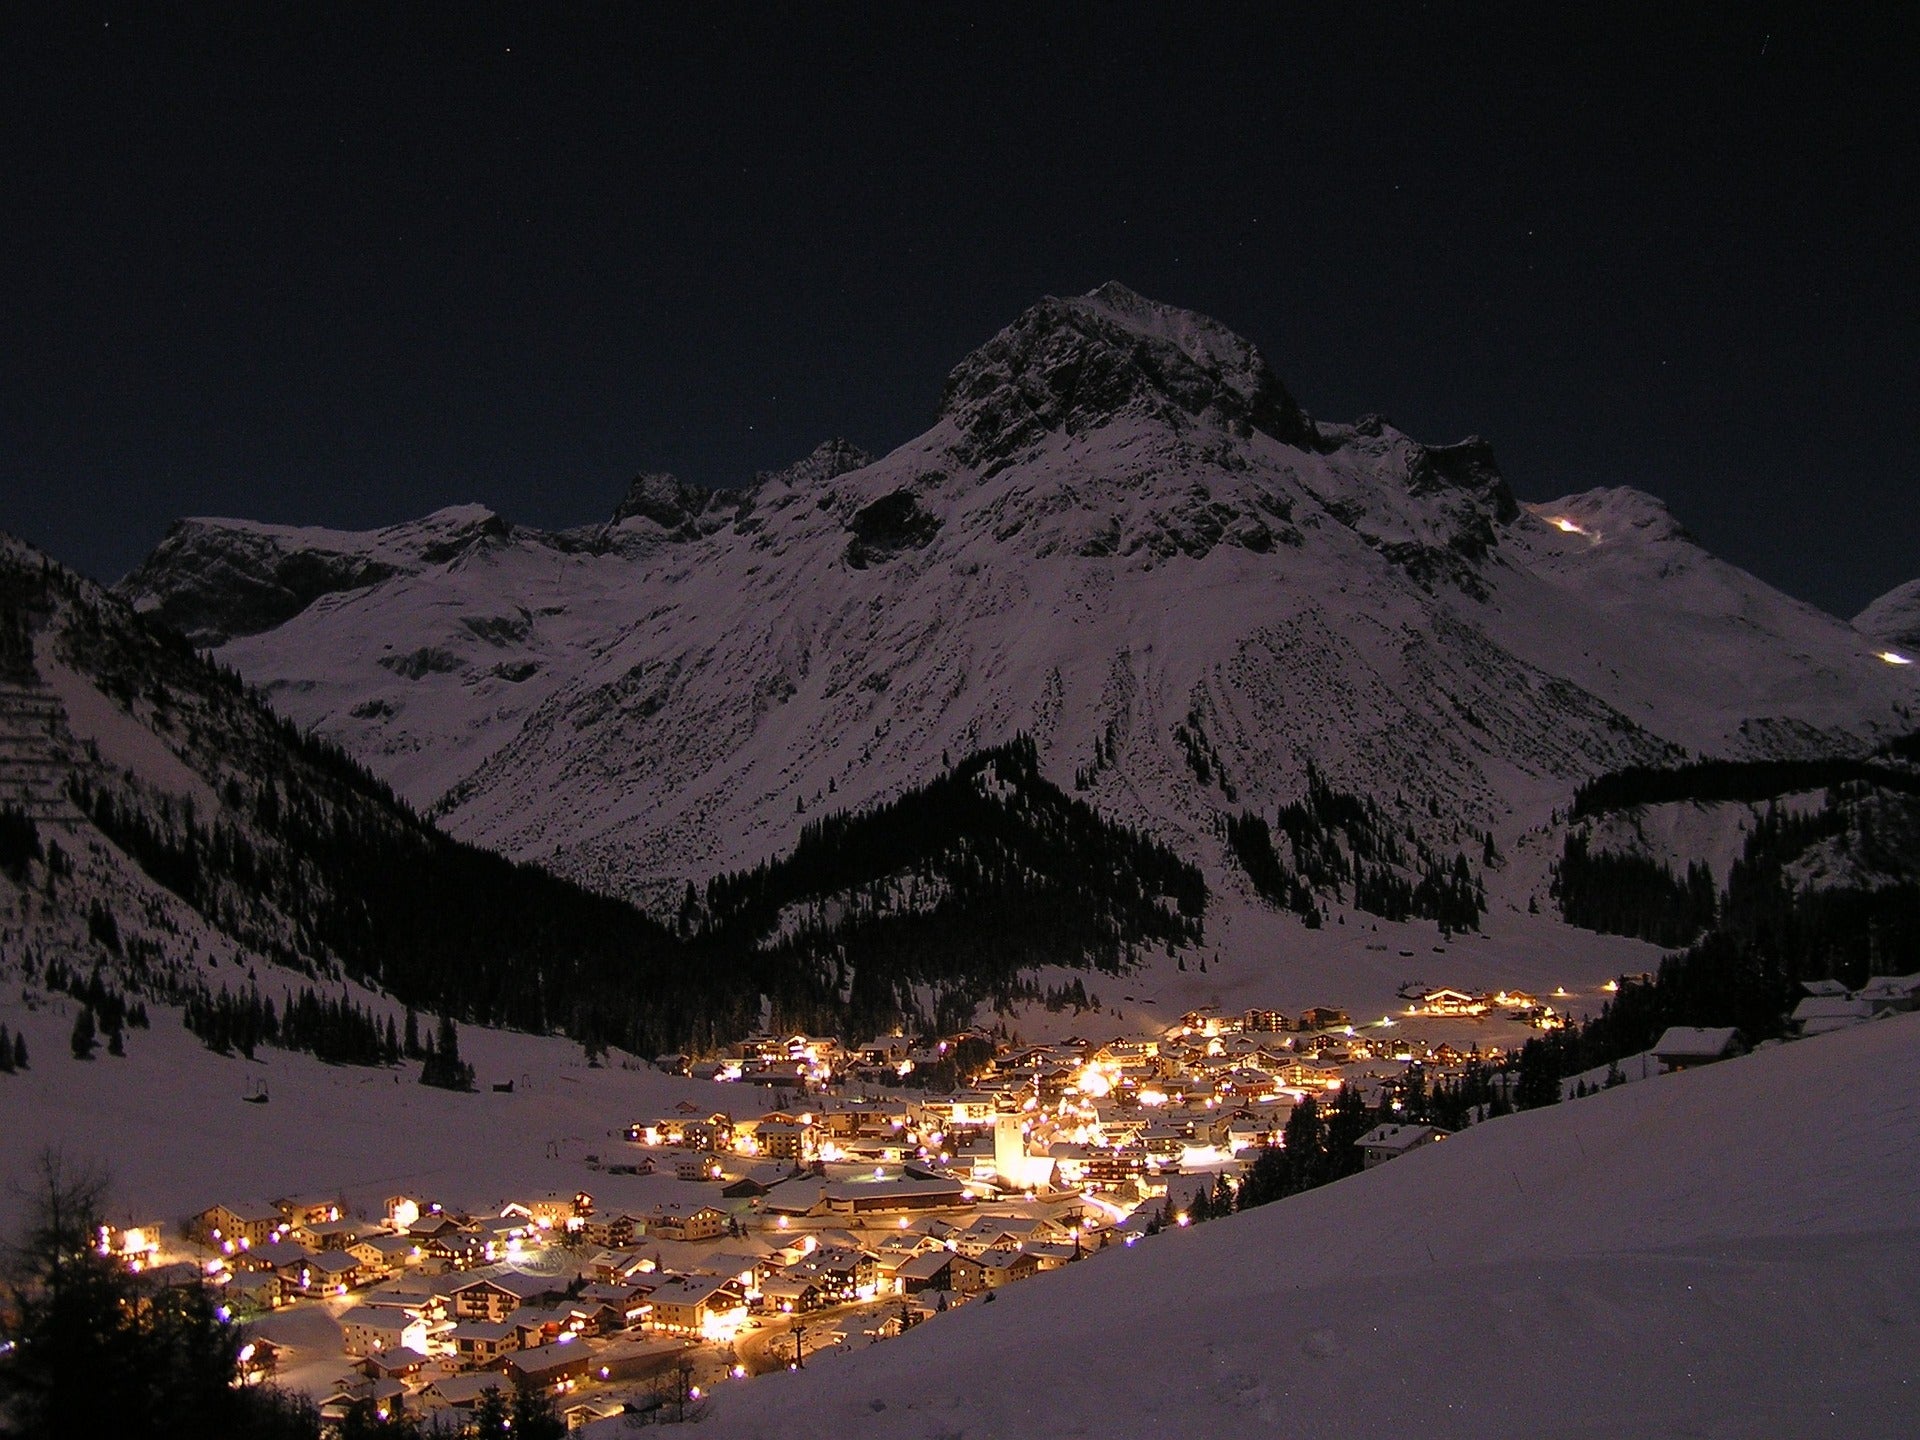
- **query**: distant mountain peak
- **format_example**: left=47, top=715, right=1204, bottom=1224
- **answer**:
left=756, top=437, right=874, bottom=490
left=938, top=282, right=1320, bottom=470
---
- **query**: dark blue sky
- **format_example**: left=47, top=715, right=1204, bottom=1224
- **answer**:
left=3, top=3, right=1915, bottom=617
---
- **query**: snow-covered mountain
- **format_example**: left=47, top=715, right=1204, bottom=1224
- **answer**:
left=1858, top=578, right=1920, bottom=655
left=120, top=283, right=1917, bottom=908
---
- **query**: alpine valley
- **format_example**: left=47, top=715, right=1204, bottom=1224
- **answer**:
left=7, top=282, right=1920, bottom=1438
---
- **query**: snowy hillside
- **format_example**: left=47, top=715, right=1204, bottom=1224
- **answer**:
left=693, top=1012, right=1920, bottom=1440
left=1858, top=577, right=1920, bottom=655
left=119, top=284, right=1918, bottom=911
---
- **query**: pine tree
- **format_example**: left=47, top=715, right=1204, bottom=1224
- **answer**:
left=402, top=1005, right=420, bottom=1059
left=0, top=1023, right=13, bottom=1074
left=14, top=1031, right=27, bottom=1069
left=471, top=1385, right=511, bottom=1440
left=509, top=1376, right=566, bottom=1440
left=0, top=1151, right=321, bottom=1438
left=70, top=1006, right=97, bottom=1060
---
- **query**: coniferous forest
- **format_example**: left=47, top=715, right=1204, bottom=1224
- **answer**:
left=1540, top=753, right=1920, bottom=1092
left=1226, top=765, right=1485, bottom=932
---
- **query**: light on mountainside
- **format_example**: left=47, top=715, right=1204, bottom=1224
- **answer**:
left=1547, top=515, right=1592, bottom=536
left=1877, top=650, right=1912, bottom=665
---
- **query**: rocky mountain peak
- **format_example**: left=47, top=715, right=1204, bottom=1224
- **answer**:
left=756, top=438, right=875, bottom=491
left=611, top=472, right=711, bottom=530
left=938, top=282, right=1320, bottom=470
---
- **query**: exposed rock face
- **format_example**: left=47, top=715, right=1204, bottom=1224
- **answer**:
left=610, top=472, right=714, bottom=531
left=118, top=519, right=401, bottom=648
left=940, top=281, right=1321, bottom=472
left=845, top=490, right=941, bottom=568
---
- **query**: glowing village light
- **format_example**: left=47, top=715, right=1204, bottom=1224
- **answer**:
left=1878, top=651, right=1913, bottom=666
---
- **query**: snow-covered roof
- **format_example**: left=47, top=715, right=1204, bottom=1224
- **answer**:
left=1652, top=1026, right=1740, bottom=1059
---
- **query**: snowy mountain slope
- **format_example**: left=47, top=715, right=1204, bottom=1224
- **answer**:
left=693, top=1012, right=1920, bottom=1440
left=1857, top=577, right=1920, bottom=654
left=0, top=531, right=767, bottom=1058
left=119, top=284, right=1918, bottom=911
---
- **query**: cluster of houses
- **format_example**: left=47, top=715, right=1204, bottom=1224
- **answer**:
left=1789, top=972, right=1920, bottom=1037
left=620, top=1004, right=1526, bottom=1213
left=122, top=992, right=1647, bottom=1428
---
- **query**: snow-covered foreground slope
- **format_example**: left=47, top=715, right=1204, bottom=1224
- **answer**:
left=0, top=986, right=744, bottom=1223
left=120, top=285, right=1918, bottom=908
left=695, top=1014, right=1920, bottom=1440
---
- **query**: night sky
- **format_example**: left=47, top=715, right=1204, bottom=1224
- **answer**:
left=3, top=4, right=1915, bottom=617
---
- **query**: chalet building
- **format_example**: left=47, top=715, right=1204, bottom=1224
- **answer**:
left=302, top=1219, right=366, bottom=1250
left=191, top=1202, right=286, bottom=1251
left=577, top=1282, right=653, bottom=1329
left=503, top=1342, right=598, bottom=1388
left=1085, top=1149, right=1147, bottom=1185
left=339, top=1305, right=427, bottom=1357
left=1421, top=989, right=1485, bottom=1017
left=580, top=1249, right=655, bottom=1286
left=449, top=1320, right=519, bottom=1368
left=1856, top=972, right=1920, bottom=1011
left=675, top=1152, right=723, bottom=1182
left=356, top=1233, right=420, bottom=1271
left=682, top=1114, right=736, bottom=1150
left=420, top=1373, right=505, bottom=1410
left=359, top=1347, right=428, bottom=1382
left=1652, top=1026, right=1743, bottom=1071
left=524, top=1191, right=593, bottom=1230
left=274, top=1195, right=344, bottom=1229
left=643, top=1203, right=729, bottom=1241
left=426, top=1233, right=490, bottom=1269
left=753, top=1119, right=816, bottom=1161
left=305, top=1249, right=366, bottom=1293
left=646, top=1277, right=747, bottom=1337
left=759, top=1275, right=824, bottom=1313
left=792, top=1245, right=877, bottom=1302
left=580, top=1211, right=646, bottom=1248
left=238, top=1239, right=311, bottom=1274
left=451, top=1270, right=565, bottom=1322
left=1358, top=1123, right=1448, bottom=1168
left=896, top=1250, right=985, bottom=1295
left=225, top=1269, right=285, bottom=1314
left=1297, top=1006, right=1350, bottom=1031
left=975, top=1246, right=1041, bottom=1288
left=1791, top=997, right=1878, bottom=1037
left=319, top=1379, right=406, bottom=1427
left=1025, top=1240, right=1081, bottom=1272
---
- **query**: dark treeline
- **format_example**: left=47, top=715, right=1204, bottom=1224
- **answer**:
left=1227, top=765, right=1484, bottom=932
left=695, top=739, right=1208, bottom=1041
left=38, top=957, right=150, bottom=1060
left=1570, top=748, right=1920, bottom=818
left=182, top=984, right=407, bottom=1068
left=1555, top=833, right=1717, bottom=946
left=1, top=804, right=41, bottom=876
left=1538, top=783, right=1920, bottom=1093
